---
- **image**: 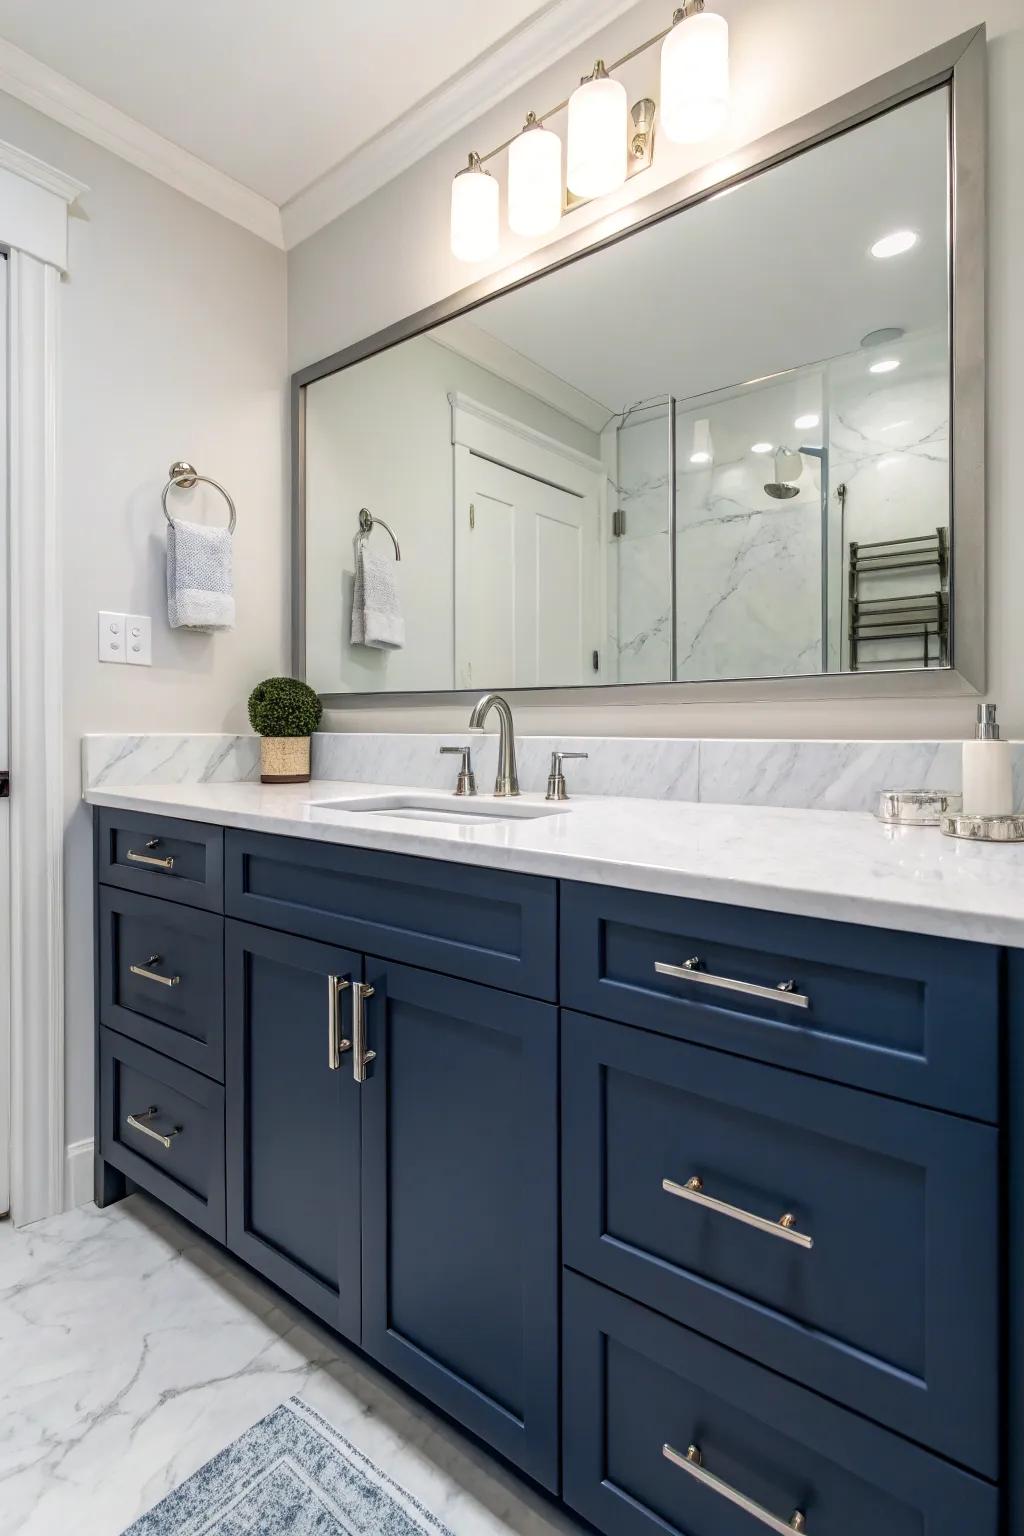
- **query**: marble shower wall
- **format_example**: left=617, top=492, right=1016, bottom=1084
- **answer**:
left=83, top=732, right=1024, bottom=815
left=608, top=406, right=672, bottom=684
left=827, top=329, right=951, bottom=670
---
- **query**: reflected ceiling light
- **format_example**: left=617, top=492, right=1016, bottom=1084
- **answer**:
left=567, top=60, right=628, bottom=198
left=751, top=441, right=774, bottom=454
left=794, top=413, right=820, bottom=431
left=869, top=359, right=901, bottom=374
left=508, top=113, right=562, bottom=237
left=689, top=417, right=713, bottom=466
left=660, top=1, right=730, bottom=145
left=449, top=154, right=499, bottom=262
left=870, top=229, right=918, bottom=259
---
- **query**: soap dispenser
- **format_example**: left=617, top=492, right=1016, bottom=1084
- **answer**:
left=962, top=704, right=1013, bottom=817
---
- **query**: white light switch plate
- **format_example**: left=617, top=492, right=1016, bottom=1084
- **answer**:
left=125, top=613, right=152, bottom=666
left=98, top=611, right=126, bottom=663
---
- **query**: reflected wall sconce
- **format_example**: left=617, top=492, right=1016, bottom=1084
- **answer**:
left=450, top=1, right=729, bottom=261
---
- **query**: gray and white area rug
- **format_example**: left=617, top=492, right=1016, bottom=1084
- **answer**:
left=122, top=1398, right=454, bottom=1535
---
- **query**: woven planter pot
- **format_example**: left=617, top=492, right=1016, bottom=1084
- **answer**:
left=260, top=736, right=311, bottom=784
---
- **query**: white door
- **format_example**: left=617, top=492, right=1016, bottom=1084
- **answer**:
left=454, top=447, right=602, bottom=689
left=0, top=252, right=10, bottom=1216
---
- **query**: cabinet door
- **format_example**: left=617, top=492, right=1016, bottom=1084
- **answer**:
left=225, top=920, right=362, bottom=1340
left=360, top=960, right=559, bottom=1491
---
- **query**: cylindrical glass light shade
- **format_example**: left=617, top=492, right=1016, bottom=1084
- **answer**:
left=508, top=115, right=563, bottom=236
left=567, top=62, right=627, bottom=198
left=450, top=154, right=499, bottom=262
left=660, top=8, right=729, bottom=144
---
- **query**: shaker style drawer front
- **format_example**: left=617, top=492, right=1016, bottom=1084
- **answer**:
left=563, top=1273, right=997, bottom=1536
left=562, top=1011, right=999, bottom=1475
left=99, top=1030, right=225, bottom=1241
left=97, top=808, right=224, bottom=911
left=99, top=887, right=224, bottom=1079
left=225, top=831, right=557, bottom=1000
left=560, top=882, right=999, bottom=1119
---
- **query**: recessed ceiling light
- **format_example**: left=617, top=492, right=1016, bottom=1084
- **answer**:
left=794, top=414, right=820, bottom=431
left=750, top=441, right=773, bottom=454
left=689, top=451, right=712, bottom=465
left=870, top=229, right=918, bottom=259
left=869, top=359, right=901, bottom=374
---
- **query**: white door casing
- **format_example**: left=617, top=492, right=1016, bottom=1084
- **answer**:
left=2, top=138, right=84, bottom=1224
left=450, top=393, right=605, bottom=690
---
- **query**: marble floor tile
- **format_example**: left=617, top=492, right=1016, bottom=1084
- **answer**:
left=0, top=1196, right=582, bottom=1536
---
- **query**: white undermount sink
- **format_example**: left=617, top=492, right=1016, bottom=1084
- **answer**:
left=309, top=792, right=570, bottom=827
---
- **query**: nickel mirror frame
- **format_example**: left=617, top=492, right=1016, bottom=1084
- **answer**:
left=292, top=25, right=985, bottom=707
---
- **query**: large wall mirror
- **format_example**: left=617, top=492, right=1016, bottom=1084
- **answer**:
left=294, top=29, right=984, bottom=702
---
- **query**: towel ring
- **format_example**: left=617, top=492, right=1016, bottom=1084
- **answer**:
left=358, top=507, right=401, bottom=561
left=161, top=461, right=236, bottom=534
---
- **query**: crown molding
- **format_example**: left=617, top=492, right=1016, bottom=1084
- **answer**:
left=0, top=134, right=87, bottom=203
left=0, top=38, right=283, bottom=248
left=280, top=0, right=644, bottom=250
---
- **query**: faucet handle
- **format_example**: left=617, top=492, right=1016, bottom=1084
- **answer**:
left=546, top=750, right=588, bottom=802
left=440, top=745, right=477, bottom=797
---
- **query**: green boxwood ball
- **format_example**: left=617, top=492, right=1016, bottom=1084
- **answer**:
left=247, top=676, right=322, bottom=738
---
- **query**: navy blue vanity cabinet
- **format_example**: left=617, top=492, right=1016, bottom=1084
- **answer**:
left=562, top=1272, right=998, bottom=1536
left=561, top=1008, right=998, bottom=1476
left=225, top=920, right=363, bottom=1341
left=560, top=882, right=999, bottom=1119
left=360, top=959, right=559, bottom=1491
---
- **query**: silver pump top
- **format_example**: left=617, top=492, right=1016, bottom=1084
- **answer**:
left=976, top=703, right=1001, bottom=740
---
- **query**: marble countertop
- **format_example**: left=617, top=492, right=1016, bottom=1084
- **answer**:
left=83, top=778, right=1024, bottom=947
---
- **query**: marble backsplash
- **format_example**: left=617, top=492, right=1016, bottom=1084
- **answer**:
left=82, top=731, right=1024, bottom=814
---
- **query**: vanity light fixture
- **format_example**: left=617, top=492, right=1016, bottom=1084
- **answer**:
left=508, top=113, right=563, bottom=236
left=794, top=413, right=820, bottom=431
left=449, top=4, right=728, bottom=259
left=870, top=229, right=918, bottom=259
left=450, top=153, right=499, bottom=262
left=750, top=441, right=774, bottom=454
left=660, top=1, right=730, bottom=144
left=869, top=358, right=901, bottom=374
left=567, top=61, right=628, bottom=197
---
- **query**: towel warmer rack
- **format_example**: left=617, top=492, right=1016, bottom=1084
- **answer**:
left=161, top=461, right=236, bottom=533
left=358, top=507, right=401, bottom=560
left=848, top=527, right=949, bottom=670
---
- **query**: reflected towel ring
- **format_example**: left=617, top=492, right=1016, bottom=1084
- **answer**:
left=358, top=507, right=401, bottom=561
left=161, top=461, right=237, bottom=534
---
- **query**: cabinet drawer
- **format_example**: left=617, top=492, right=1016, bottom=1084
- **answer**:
left=99, top=1030, right=225, bottom=1241
left=97, top=808, right=223, bottom=911
left=99, top=888, right=224, bottom=1079
left=562, top=1010, right=998, bottom=1475
left=563, top=1273, right=997, bottom=1536
left=561, top=882, right=999, bottom=1119
left=225, top=830, right=557, bottom=1000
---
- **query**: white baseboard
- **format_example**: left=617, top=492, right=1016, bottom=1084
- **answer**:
left=64, top=1138, right=94, bottom=1210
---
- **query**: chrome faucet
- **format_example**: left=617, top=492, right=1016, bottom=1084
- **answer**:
left=468, top=693, right=519, bottom=797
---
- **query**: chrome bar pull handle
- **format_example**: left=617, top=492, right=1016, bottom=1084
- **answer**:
left=126, top=839, right=175, bottom=870
left=352, top=982, right=376, bottom=1083
left=328, top=975, right=352, bottom=1070
left=655, top=957, right=810, bottom=1010
left=125, top=1106, right=181, bottom=1151
left=663, top=1444, right=806, bottom=1533
left=663, top=1175, right=813, bottom=1249
left=129, top=955, right=181, bottom=988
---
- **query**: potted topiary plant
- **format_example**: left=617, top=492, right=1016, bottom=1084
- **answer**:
left=248, top=676, right=323, bottom=784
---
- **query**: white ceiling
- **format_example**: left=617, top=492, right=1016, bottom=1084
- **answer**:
left=459, top=87, right=950, bottom=411
left=0, top=0, right=556, bottom=203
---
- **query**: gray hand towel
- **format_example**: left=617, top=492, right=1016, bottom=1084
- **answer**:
left=350, top=538, right=405, bottom=649
left=167, top=518, right=235, bottom=631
